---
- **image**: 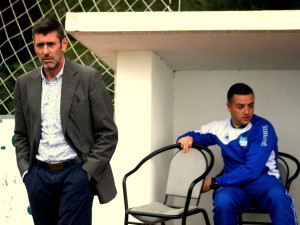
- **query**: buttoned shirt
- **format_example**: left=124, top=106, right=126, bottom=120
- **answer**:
left=36, top=62, right=77, bottom=163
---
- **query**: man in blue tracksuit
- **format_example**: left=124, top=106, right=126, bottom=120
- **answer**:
left=178, top=83, right=297, bottom=225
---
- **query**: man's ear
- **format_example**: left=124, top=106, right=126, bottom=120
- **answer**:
left=61, top=37, right=68, bottom=51
left=226, top=102, right=232, bottom=112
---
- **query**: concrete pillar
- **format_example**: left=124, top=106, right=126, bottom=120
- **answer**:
left=92, top=51, right=174, bottom=224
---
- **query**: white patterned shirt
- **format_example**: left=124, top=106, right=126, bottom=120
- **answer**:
left=36, top=62, right=77, bottom=163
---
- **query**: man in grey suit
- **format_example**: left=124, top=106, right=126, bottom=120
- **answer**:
left=13, top=18, right=118, bottom=225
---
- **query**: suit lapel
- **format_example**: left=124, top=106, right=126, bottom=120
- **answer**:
left=28, top=69, right=42, bottom=143
left=61, top=59, right=79, bottom=133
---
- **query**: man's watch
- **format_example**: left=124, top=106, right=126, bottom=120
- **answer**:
left=210, top=177, right=219, bottom=190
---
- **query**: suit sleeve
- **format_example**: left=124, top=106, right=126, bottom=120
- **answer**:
left=13, top=78, right=30, bottom=176
left=82, top=71, right=118, bottom=182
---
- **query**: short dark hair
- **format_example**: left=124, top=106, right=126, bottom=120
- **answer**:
left=32, top=18, right=65, bottom=42
left=227, top=83, right=254, bottom=102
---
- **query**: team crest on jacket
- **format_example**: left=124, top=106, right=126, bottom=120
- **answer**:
left=224, top=134, right=229, bottom=142
left=239, top=136, right=248, bottom=147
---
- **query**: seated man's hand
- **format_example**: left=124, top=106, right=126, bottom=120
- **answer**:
left=178, top=136, right=193, bottom=153
left=202, top=177, right=212, bottom=193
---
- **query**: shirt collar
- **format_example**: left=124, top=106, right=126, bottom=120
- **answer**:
left=230, top=119, right=247, bottom=129
left=41, top=59, right=65, bottom=81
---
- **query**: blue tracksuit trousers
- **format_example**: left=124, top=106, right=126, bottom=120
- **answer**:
left=212, top=175, right=298, bottom=225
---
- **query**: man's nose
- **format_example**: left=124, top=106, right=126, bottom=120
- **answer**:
left=43, top=45, right=50, bottom=54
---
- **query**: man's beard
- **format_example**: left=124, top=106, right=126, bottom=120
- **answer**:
left=43, top=62, right=58, bottom=70
left=42, top=55, right=60, bottom=70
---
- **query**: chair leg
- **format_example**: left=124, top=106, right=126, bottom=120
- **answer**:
left=238, top=214, right=243, bottom=225
left=182, top=217, right=187, bottom=225
left=124, top=213, right=128, bottom=225
left=202, top=210, right=211, bottom=225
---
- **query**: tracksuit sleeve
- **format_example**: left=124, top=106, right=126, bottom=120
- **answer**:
left=177, top=122, right=218, bottom=147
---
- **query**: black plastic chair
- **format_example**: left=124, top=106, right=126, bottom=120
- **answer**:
left=238, top=152, right=300, bottom=225
left=123, top=143, right=214, bottom=225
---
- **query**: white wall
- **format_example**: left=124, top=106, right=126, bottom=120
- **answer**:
left=0, top=116, right=33, bottom=225
left=173, top=70, right=300, bottom=224
left=150, top=52, right=174, bottom=200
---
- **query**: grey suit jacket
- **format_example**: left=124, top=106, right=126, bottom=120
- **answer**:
left=14, top=58, right=118, bottom=204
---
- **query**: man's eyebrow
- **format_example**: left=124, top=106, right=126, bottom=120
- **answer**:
left=35, top=41, right=56, bottom=46
left=236, top=102, right=254, bottom=106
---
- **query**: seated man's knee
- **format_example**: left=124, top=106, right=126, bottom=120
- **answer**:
left=265, top=187, right=292, bottom=206
left=213, top=188, right=242, bottom=211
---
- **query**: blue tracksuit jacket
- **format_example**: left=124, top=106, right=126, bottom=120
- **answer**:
left=177, top=114, right=280, bottom=187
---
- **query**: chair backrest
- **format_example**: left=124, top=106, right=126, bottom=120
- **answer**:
left=166, top=146, right=212, bottom=199
left=278, top=160, right=287, bottom=187
left=278, top=152, right=300, bottom=192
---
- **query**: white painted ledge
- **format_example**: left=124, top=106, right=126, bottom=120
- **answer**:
left=66, top=11, right=300, bottom=32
